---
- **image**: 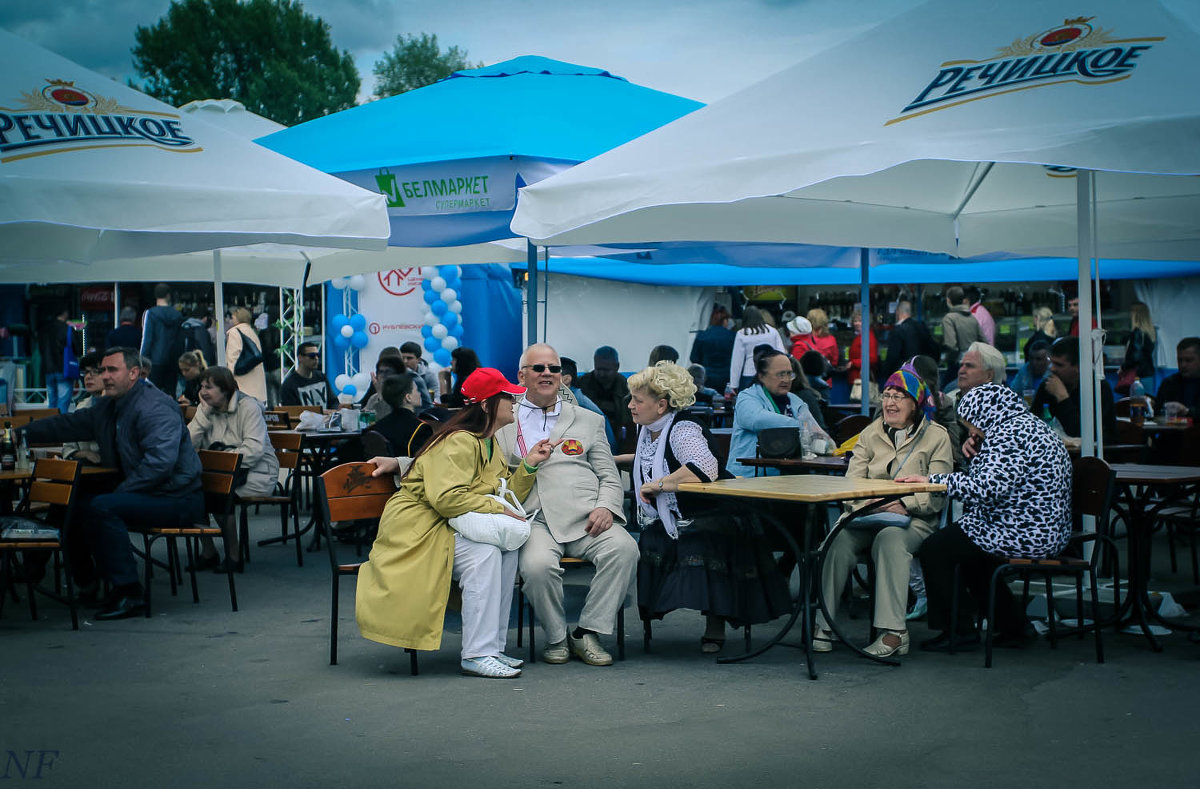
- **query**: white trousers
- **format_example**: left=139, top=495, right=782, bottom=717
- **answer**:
left=452, top=533, right=519, bottom=660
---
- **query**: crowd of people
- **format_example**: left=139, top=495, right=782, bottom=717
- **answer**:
left=14, top=281, right=1199, bottom=678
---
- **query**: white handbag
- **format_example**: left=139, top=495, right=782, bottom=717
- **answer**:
left=447, top=477, right=537, bottom=551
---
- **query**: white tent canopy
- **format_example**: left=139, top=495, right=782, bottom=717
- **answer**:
left=512, top=0, right=1200, bottom=259
left=179, top=99, right=285, bottom=139
left=0, top=29, right=389, bottom=264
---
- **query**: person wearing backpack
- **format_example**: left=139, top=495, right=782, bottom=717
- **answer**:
left=140, top=284, right=185, bottom=397
left=225, top=306, right=267, bottom=404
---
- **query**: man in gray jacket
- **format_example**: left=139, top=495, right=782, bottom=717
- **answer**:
left=495, top=343, right=637, bottom=666
left=940, top=286, right=984, bottom=388
left=21, top=347, right=203, bottom=620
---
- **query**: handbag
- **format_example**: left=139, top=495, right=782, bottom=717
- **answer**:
left=758, top=426, right=801, bottom=459
left=849, top=379, right=880, bottom=403
left=232, top=331, right=263, bottom=376
left=447, top=477, right=537, bottom=551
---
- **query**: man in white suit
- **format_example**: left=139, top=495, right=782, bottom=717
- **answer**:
left=495, top=343, right=637, bottom=666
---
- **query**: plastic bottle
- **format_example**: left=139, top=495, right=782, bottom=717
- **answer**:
left=15, top=429, right=29, bottom=471
left=799, top=421, right=814, bottom=458
left=1129, top=380, right=1147, bottom=425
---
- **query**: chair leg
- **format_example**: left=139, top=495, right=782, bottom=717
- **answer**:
left=63, top=552, right=78, bottom=631
left=950, top=564, right=960, bottom=655
left=330, top=574, right=339, bottom=666
left=293, top=495, right=304, bottom=568
left=1190, top=530, right=1199, bottom=586
left=642, top=616, right=652, bottom=652
left=406, top=648, right=419, bottom=676
left=225, top=556, right=238, bottom=613
left=527, top=601, right=537, bottom=663
left=239, top=505, right=251, bottom=565
left=1044, top=573, right=1058, bottom=649
left=1075, top=574, right=1085, bottom=639
left=985, top=566, right=1006, bottom=669
left=617, top=606, right=625, bottom=661
left=745, top=623, right=752, bottom=651
left=1088, top=568, right=1105, bottom=664
left=184, top=538, right=200, bottom=604
left=516, top=582, right=524, bottom=648
left=142, top=535, right=154, bottom=618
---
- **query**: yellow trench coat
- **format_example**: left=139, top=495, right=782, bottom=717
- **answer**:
left=355, top=431, right=536, bottom=651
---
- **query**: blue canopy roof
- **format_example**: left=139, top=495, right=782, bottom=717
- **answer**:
left=257, top=56, right=703, bottom=174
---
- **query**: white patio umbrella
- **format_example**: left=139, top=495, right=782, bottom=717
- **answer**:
left=513, top=0, right=1200, bottom=454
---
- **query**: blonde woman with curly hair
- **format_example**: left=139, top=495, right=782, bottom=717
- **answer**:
left=623, top=362, right=790, bottom=653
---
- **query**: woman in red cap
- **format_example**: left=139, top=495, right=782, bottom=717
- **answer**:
left=357, top=368, right=558, bottom=679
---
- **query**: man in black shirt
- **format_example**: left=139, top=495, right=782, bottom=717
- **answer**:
left=280, top=342, right=337, bottom=408
left=1157, top=337, right=1200, bottom=417
left=1032, top=336, right=1116, bottom=441
left=883, top=300, right=938, bottom=377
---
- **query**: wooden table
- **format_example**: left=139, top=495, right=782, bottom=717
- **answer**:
left=1110, top=463, right=1200, bottom=651
left=677, top=475, right=945, bottom=679
left=737, top=456, right=850, bottom=475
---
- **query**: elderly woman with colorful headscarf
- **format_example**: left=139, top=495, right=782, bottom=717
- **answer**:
left=898, top=383, right=1072, bottom=652
left=813, top=362, right=953, bottom=658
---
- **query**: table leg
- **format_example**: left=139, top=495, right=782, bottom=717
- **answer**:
left=1119, top=483, right=1163, bottom=651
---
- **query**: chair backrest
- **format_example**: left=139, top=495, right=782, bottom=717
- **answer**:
left=679, top=405, right=713, bottom=429
left=1115, top=419, right=1144, bottom=445
left=264, top=410, right=291, bottom=430
left=316, top=462, right=397, bottom=570
left=281, top=404, right=323, bottom=419
left=835, top=414, right=873, bottom=445
left=1071, top=455, right=1115, bottom=528
left=360, top=430, right=394, bottom=460
left=1114, top=397, right=1132, bottom=418
left=198, top=449, right=241, bottom=518
left=4, top=415, right=34, bottom=429
left=25, top=458, right=81, bottom=529
left=268, top=430, right=305, bottom=471
left=17, top=408, right=59, bottom=422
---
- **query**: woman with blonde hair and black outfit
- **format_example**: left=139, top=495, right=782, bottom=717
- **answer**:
left=1119, top=302, right=1157, bottom=395
left=225, top=306, right=267, bottom=404
left=624, top=361, right=791, bottom=653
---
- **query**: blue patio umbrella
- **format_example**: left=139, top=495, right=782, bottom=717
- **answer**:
left=258, top=56, right=704, bottom=248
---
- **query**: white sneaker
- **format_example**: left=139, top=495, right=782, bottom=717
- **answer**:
left=461, top=656, right=521, bottom=678
left=495, top=653, right=524, bottom=669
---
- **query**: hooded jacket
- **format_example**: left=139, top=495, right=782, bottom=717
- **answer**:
left=929, top=383, right=1071, bottom=558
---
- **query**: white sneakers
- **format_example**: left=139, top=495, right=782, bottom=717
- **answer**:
left=460, top=655, right=521, bottom=679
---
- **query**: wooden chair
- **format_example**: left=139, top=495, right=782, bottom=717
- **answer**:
left=0, top=458, right=82, bottom=629
left=518, top=558, right=626, bottom=663
left=281, top=404, right=323, bottom=421
left=834, top=414, right=873, bottom=445
left=239, top=431, right=305, bottom=567
left=140, top=449, right=240, bottom=616
left=315, top=462, right=415, bottom=671
left=264, top=410, right=291, bottom=430
left=952, top=456, right=1118, bottom=667
left=16, top=408, right=59, bottom=422
left=2, top=415, right=34, bottom=429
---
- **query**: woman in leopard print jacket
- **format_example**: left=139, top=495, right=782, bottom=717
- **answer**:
left=899, top=383, right=1072, bottom=650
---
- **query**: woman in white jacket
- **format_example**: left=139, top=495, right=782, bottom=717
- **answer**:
left=187, top=365, right=280, bottom=573
left=729, top=306, right=786, bottom=391
left=225, top=306, right=268, bottom=404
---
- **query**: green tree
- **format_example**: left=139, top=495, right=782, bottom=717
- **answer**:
left=372, top=33, right=480, bottom=99
left=132, top=0, right=359, bottom=126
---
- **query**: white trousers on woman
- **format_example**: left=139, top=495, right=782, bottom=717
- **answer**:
left=452, top=533, right=519, bottom=660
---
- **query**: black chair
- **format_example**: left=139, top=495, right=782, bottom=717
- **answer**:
left=951, top=456, right=1118, bottom=667
left=834, top=414, right=873, bottom=446
left=360, top=430, right=394, bottom=460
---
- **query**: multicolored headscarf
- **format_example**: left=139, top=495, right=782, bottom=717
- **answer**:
left=884, top=361, right=934, bottom=420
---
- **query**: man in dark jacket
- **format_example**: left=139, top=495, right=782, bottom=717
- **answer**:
left=106, top=306, right=141, bottom=350
left=1032, top=337, right=1117, bottom=442
left=883, top=300, right=939, bottom=377
left=689, top=305, right=736, bottom=392
left=140, top=283, right=184, bottom=396
left=21, top=347, right=203, bottom=620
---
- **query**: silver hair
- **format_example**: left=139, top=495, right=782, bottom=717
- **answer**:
left=967, top=341, right=1007, bottom=384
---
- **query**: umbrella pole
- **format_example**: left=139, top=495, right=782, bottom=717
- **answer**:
left=859, top=248, right=871, bottom=417
left=1076, top=170, right=1096, bottom=458
left=526, top=240, right=539, bottom=344
left=213, top=250, right=227, bottom=367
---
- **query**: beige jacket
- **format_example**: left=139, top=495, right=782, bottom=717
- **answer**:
left=188, top=391, right=279, bottom=498
left=843, top=417, right=954, bottom=539
left=225, top=323, right=268, bottom=404
left=494, top=399, right=625, bottom=543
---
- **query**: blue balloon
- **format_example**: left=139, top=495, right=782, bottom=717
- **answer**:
left=423, top=289, right=439, bottom=305
left=446, top=277, right=462, bottom=293
left=421, top=279, right=433, bottom=291
left=341, top=384, right=357, bottom=396
left=441, top=312, right=458, bottom=330
left=434, top=348, right=452, bottom=367
left=451, top=324, right=464, bottom=339
left=349, top=313, right=367, bottom=331
left=332, top=313, right=350, bottom=331
left=420, top=324, right=433, bottom=338
left=333, top=333, right=350, bottom=350
left=431, top=299, right=448, bottom=316
left=424, top=336, right=441, bottom=353
left=350, top=330, right=369, bottom=349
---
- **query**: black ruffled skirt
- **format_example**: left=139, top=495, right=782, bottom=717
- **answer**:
left=637, top=506, right=792, bottom=628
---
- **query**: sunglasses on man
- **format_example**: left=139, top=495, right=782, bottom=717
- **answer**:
left=522, top=364, right=562, bottom=374
left=301, top=352, right=320, bottom=359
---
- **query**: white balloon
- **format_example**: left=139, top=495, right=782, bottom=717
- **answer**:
left=423, top=312, right=439, bottom=326
left=421, top=267, right=438, bottom=280
left=334, top=374, right=352, bottom=390
left=351, top=372, right=371, bottom=391
left=340, top=324, right=353, bottom=338
left=330, top=276, right=349, bottom=290
left=447, top=300, right=463, bottom=314
left=440, top=288, right=457, bottom=303
left=441, top=335, right=459, bottom=351
left=431, top=324, right=448, bottom=339
left=348, top=274, right=366, bottom=291
left=430, top=276, right=447, bottom=292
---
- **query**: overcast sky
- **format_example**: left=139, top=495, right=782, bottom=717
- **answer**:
left=5, top=1, right=1198, bottom=109
left=1, top=0, right=922, bottom=106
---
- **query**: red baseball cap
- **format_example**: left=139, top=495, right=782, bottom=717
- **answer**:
left=460, top=367, right=526, bottom=403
